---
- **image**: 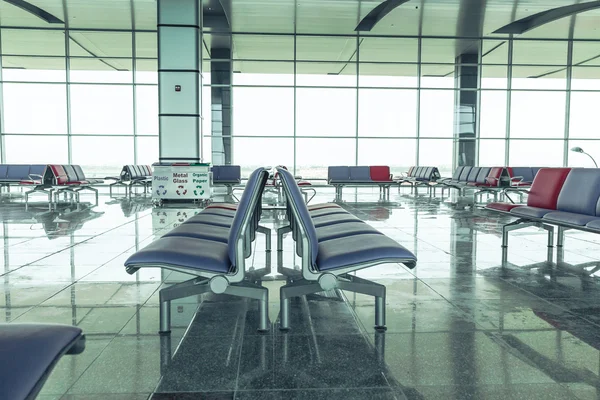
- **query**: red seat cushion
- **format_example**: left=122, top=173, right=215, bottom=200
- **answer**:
left=485, top=167, right=504, bottom=187
left=19, top=180, right=41, bottom=185
left=370, top=166, right=391, bottom=181
left=298, top=180, right=311, bottom=186
left=206, top=204, right=238, bottom=210
left=486, top=203, right=520, bottom=212
left=527, top=168, right=571, bottom=210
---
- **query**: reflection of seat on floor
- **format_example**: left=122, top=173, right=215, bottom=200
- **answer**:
left=106, top=196, right=153, bottom=217
left=154, top=290, right=420, bottom=395
left=42, top=207, right=105, bottom=239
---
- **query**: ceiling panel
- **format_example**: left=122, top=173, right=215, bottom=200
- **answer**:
left=2, top=55, right=65, bottom=70
left=69, top=31, right=132, bottom=58
left=296, top=0, right=360, bottom=35
left=231, top=0, right=295, bottom=33
left=1, top=29, right=65, bottom=56
left=233, top=35, right=294, bottom=60
left=66, top=0, right=132, bottom=29
left=0, top=0, right=64, bottom=27
left=133, top=0, right=157, bottom=30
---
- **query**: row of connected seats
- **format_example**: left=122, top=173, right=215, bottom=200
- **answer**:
left=124, top=166, right=417, bottom=332
left=106, top=165, right=153, bottom=195
left=398, top=166, right=440, bottom=194
left=26, top=164, right=100, bottom=209
left=484, top=168, right=600, bottom=252
left=276, top=167, right=417, bottom=330
left=327, top=166, right=395, bottom=200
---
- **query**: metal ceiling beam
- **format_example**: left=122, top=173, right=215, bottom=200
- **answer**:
left=354, top=0, right=410, bottom=32
left=3, top=0, right=63, bottom=24
left=493, top=0, right=600, bottom=35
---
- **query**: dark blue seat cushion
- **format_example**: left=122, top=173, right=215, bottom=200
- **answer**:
left=543, top=211, right=600, bottom=227
left=0, top=323, right=83, bottom=400
left=125, top=236, right=231, bottom=273
left=556, top=168, right=600, bottom=216
left=586, top=220, right=600, bottom=231
left=214, top=165, right=241, bottom=182
left=183, top=214, right=233, bottom=228
left=200, top=208, right=236, bottom=218
left=316, top=233, right=416, bottom=271
left=349, top=166, right=372, bottom=181
left=510, top=206, right=554, bottom=219
left=309, top=208, right=348, bottom=218
left=312, top=213, right=361, bottom=228
left=328, top=166, right=350, bottom=182
left=316, top=221, right=381, bottom=242
left=162, top=223, right=230, bottom=243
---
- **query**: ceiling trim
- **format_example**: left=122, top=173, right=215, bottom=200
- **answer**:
left=3, top=0, right=64, bottom=24
left=355, top=0, right=411, bottom=32
left=493, top=1, right=600, bottom=34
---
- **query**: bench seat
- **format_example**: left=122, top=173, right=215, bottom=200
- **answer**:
left=312, top=213, right=361, bottom=228
left=585, top=220, right=600, bottom=230
left=542, top=211, right=600, bottom=226
left=511, top=206, right=554, bottom=219
left=162, top=223, right=230, bottom=243
left=486, top=202, right=520, bottom=212
left=316, top=221, right=380, bottom=242
left=309, top=208, right=348, bottom=218
left=183, top=214, right=234, bottom=228
left=126, top=236, right=231, bottom=274
left=317, top=233, right=414, bottom=271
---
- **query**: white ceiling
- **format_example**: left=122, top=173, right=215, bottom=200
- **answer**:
left=2, top=0, right=600, bottom=77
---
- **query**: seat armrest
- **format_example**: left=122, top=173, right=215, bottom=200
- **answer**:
left=104, top=176, right=121, bottom=181
left=503, top=187, right=530, bottom=195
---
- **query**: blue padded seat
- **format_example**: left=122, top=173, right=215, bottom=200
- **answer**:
left=586, top=220, right=600, bottom=231
left=557, top=168, right=600, bottom=216
left=543, top=211, right=600, bottom=226
left=475, top=167, right=491, bottom=184
left=29, top=165, right=46, bottom=177
left=510, top=206, right=554, bottom=219
left=511, top=167, right=534, bottom=183
left=316, top=221, right=381, bottom=242
left=0, top=323, right=84, bottom=400
left=309, top=208, right=348, bottom=218
left=312, top=213, right=361, bottom=228
left=125, top=237, right=231, bottom=273
left=316, top=233, right=416, bottom=271
left=451, top=166, right=464, bottom=181
left=0, top=165, right=8, bottom=180
left=200, top=208, right=236, bottom=218
left=458, top=166, right=472, bottom=182
left=162, top=223, right=230, bottom=243
left=349, top=166, right=372, bottom=181
left=183, top=214, right=233, bottom=228
left=216, top=165, right=241, bottom=182
left=465, top=167, right=481, bottom=183
left=328, top=166, right=350, bottom=182
left=6, top=165, right=30, bottom=182
left=415, top=167, right=432, bottom=181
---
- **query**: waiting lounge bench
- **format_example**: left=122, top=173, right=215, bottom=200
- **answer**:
left=211, top=165, right=241, bottom=195
left=0, top=323, right=85, bottom=400
left=328, top=166, right=395, bottom=201
left=106, top=165, right=153, bottom=196
left=124, top=167, right=272, bottom=332
left=277, top=167, right=417, bottom=331
left=483, top=167, right=600, bottom=252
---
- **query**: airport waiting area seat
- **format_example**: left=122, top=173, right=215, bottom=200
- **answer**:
left=327, top=165, right=396, bottom=201
left=397, top=166, right=441, bottom=194
left=124, top=167, right=272, bottom=332
left=0, top=323, right=85, bottom=400
left=106, top=165, right=153, bottom=196
left=276, top=167, right=417, bottom=331
left=484, top=167, right=600, bottom=252
left=211, top=165, right=241, bottom=195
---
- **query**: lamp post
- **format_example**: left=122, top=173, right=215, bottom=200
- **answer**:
left=570, top=147, right=598, bottom=168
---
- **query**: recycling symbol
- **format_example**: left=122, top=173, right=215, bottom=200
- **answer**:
left=194, top=185, right=204, bottom=196
left=156, top=185, right=167, bottom=195
left=155, top=211, right=167, bottom=217
left=176, top=185, right=187, bottom=196
left=177, top=211, right=188, bottom=222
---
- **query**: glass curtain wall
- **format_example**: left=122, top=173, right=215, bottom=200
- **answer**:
left=1, top=24, right=599, bottom=178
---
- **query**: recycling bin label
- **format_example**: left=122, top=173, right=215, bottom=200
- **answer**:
left=152, top=165, right=212, bottom=201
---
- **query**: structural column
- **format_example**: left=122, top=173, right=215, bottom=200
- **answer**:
left=454, top=53, right=478, bottom=167
left=210, top=47, right=232, bottom=165
left=157, top=0, right=202, bottom=162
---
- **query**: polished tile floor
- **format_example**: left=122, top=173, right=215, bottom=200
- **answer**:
left=3, top=187, right=600, bottom=399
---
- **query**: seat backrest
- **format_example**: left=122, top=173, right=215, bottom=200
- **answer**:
left=531, top=167, right=542, bottom=178
left=218, top=165, right=241, bottom=182
left=369, top=166, right=390, bottom=181
left=466, top=167, right=481, bottom=182
left=554, top=169, right=600, bottom=216
left=0, top=165, right=8, bottom=180
left=7, top=165, right=31, bottom=181
left=475, top=167, right=491, bottom=184
left=527, top=168, right=572, bottom=209
left=49, top=165, right=69, bottom=185
left=328, top=166, right=350, bottom=181
left=62, top=165, right=78, bottom=182
left=29, top=165, right=47, bottom=178
left=452, top=166, right=464, bottom=180
left=431, top=167, right=441, bottom=181
left=227, top=167, right=268, bottom=267
left=72, top=165, right=86, bottom=181
left=210, top=166, right=220, bottom=182
left=413, top=166, right=422, bottom=178
left=458, top=166, right=472, bottom=181
left=407, top=166, right=415, bottom=177
left=349, top=166, right=372, bottom=181
left=511, top=167, right=534, bottom=183
left=485, top=167, right=504, bottom=186
left=423, top=167, right=433, bottom=180
left=143, top=165, right=152, bottom=176
left=278, top=167, right=318, bottom=266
